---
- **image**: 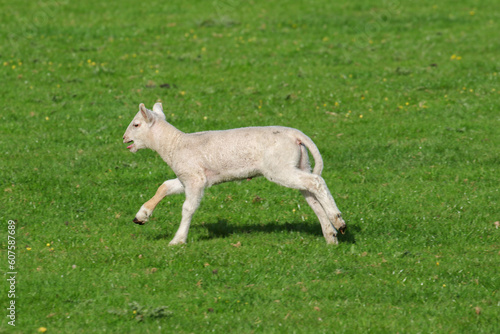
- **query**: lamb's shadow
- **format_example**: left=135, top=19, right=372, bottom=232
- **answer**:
left=195, top=219, right=357, bottom=244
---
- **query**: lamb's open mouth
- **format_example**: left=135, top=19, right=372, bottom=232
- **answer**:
left=125, top=140, right=134, bottom=150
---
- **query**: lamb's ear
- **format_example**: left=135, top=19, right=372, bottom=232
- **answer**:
left=139, top=103, right=155, bottom=126
left=152, top=102, right=166, bottom=120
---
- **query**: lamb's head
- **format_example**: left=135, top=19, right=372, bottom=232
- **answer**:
left=123, top=103, right=166, bottom=153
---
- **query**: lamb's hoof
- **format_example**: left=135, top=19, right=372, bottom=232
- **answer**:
left=335, top=213, right=346, bottom=235
left=169, top=240, right=185, bottom=246
left=339, top=225, right=346, bottom=235
left=326, top=236, right=339, bottom=245
left=133, top=217, right=145, bottom=225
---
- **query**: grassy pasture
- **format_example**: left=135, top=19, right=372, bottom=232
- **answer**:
left=1, top=0, right=499, bottom=332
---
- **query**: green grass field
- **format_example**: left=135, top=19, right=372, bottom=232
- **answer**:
left=1, top=0, right=499, bottom=332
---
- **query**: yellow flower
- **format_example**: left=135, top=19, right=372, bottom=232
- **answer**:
left=359, top=115, right=363, bottom=118
left=11, top=65, right=16, bottom=69
left=26, top=247, right=32, bottom=251
left=46, top=243, right=51, bottom=247
left=180, top=91, right=186, bottom=96
left=38, top=327, right=47, bottom=333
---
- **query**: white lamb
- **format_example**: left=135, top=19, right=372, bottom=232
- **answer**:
left=123, top=103, right=346, bottom=245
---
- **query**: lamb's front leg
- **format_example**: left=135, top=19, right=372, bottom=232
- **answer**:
left=134, top=178, right=184, bottom=224
left=169, top=184, right=205, bottom=245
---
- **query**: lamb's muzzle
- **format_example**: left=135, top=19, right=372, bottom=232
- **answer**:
left=122, top=102, right=346, bottom=245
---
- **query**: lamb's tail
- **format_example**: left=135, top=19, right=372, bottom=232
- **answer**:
left=295, top=131, right=324, bottom=175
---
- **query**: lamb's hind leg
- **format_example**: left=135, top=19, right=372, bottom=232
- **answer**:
left=134, top=178, right=185, bottom=224
left=303, top=174, right=346, bottom=234
left=264, top=169, right=346, bottom=235
left=301, top=190, right=338, bottom=244
left=298, top=146, right=339, bottom=244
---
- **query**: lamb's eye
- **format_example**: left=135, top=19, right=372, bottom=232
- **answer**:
left=133, top=123, right=140, bottom=128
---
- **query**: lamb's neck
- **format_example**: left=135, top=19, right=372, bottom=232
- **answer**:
left=149, top=121, right=183, bottom=165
